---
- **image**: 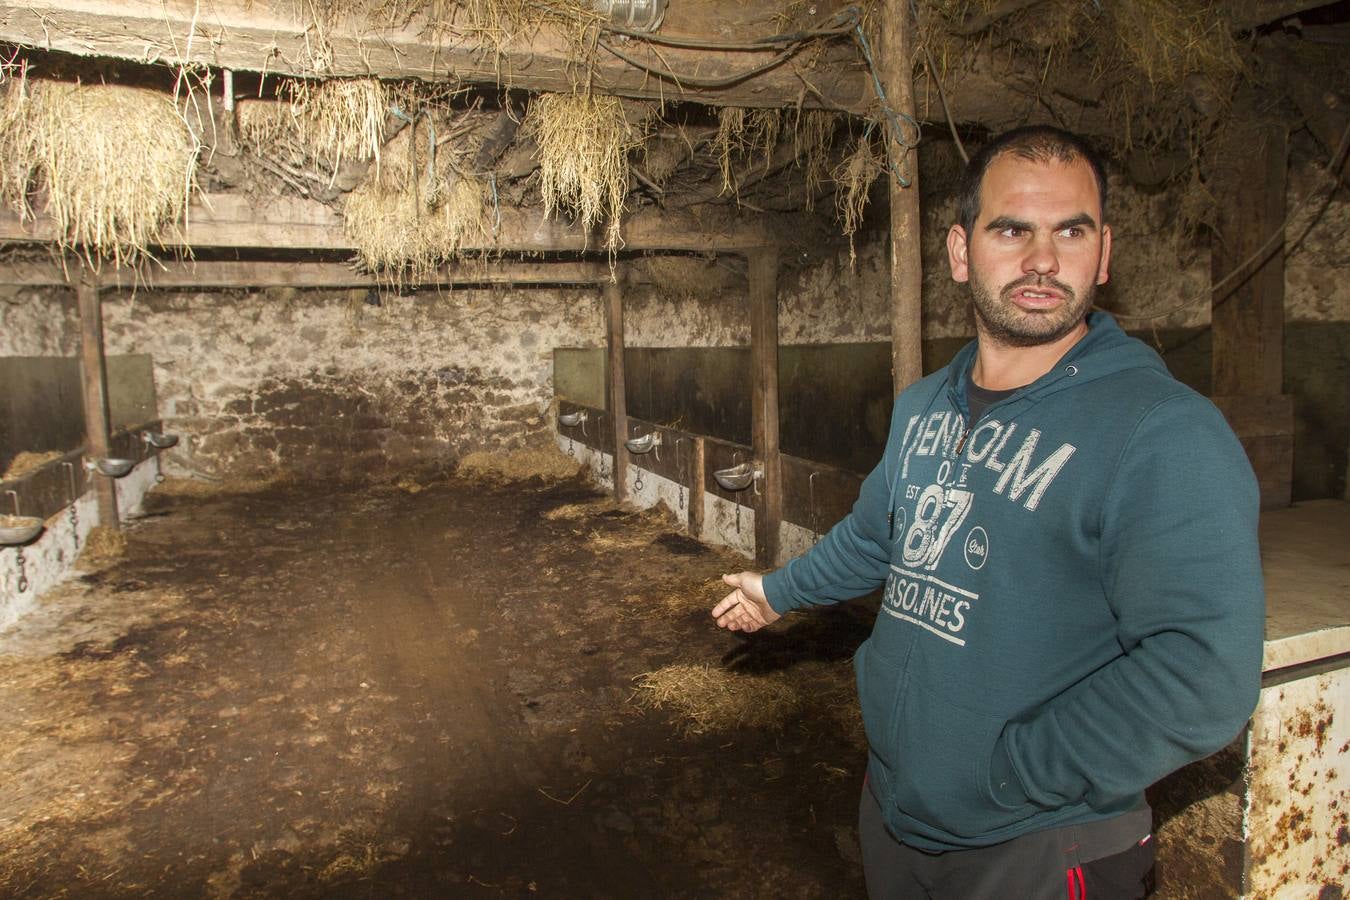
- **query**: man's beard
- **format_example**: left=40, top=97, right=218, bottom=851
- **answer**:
left=969, top=271, right=1094, bottom=348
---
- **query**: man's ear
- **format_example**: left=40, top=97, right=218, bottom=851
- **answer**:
left=1096, top=223, right=1113, bottom=285
left=947, top=225, right=970, bottom=283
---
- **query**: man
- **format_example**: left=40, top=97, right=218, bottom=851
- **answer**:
left=712, top=126, right=1264, bottom=899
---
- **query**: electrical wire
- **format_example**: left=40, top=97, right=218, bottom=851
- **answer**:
left=594, top=5, right=922, bottom=190
left=599, top=8, right=861, bottom=50
left=596, top=39, right=805, bottom=89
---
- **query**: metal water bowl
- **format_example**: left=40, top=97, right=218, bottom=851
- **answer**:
left=141, top=431, right=179, bottom=449
left=88, top=457, right=136, bottom=478
left=713, top=462, right=759, bottom=492
left=0, top=515, right=44, bottom=545
left=558, top=411, right=587, bottom=428
left=624, top=432, right=660, bottom=454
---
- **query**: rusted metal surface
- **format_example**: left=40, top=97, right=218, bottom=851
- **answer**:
left=1245, top=666, right=1350, bottom=897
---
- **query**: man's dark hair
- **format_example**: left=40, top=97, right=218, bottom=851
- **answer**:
left=956, top=126, right=1109, bottom=234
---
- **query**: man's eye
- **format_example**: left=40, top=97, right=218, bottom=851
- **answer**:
left=1060, top=227, right=1083, bottom=238
left=999, top=227, right=1025, bottom=238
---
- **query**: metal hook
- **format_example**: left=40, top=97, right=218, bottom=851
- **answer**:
left=62, top=461, right=78, bottom=501
left=808, top=471, right=820, bottom=544
left=5, top=489, right=19, bottom=516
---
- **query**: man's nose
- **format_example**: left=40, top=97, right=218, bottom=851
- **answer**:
left=1022, top=234, right=1059, bottom=276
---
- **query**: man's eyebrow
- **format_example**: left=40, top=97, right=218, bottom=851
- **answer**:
left=1056, top=213, right=1098, bottom=231
left=983, top=216, right=1031, bottom=233
left=982, top=213, right=1099, bottom=233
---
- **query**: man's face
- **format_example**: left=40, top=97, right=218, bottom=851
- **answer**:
left=946, top=155, right=1112, bottom=348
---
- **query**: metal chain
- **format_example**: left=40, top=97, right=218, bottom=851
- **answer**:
left=735, top=502, right=741, bottom=536
left=155, top=451, right=166, bottom=484
left=633, top=469, right=644, bottom=493
left=676, top=442, right=686, bottom=512
left=15, top=545, right=28, bottom=593
left=566, top=435, right=575, bottom=458
left=70, top=500, right=79, bottom=551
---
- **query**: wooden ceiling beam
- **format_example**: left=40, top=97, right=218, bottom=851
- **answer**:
left=0, top=0, right=869, bottom=112
left=0, top=260, right=608, bottom=290
left=0, top=193, right=770, bottom=252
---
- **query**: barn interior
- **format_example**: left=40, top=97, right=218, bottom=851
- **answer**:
left=0, top=0, right=1347, bottom=896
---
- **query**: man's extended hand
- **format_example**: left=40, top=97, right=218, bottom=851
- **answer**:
left=712, top=572, right=782, bottom=633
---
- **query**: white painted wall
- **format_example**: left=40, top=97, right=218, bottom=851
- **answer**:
left=0, top=457, right=158, bottom=632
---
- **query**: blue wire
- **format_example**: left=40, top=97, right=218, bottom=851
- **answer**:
left=851, top=22, right=921, bottom=188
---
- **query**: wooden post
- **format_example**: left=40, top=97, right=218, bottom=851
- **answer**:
left=880, top=0, right=924, bottom=392
left=748, top=247, right=782, bottom=569
left=76, top=271, right=119, bottom=529
left=688, top=437, right=706, bottom=538
left=604, top=274, right=628, bottom=502
left=1210, top=111, right=1292, bottom=509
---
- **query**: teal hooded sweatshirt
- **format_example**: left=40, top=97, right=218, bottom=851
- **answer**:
left=763, top=312, right=1264, bottom=852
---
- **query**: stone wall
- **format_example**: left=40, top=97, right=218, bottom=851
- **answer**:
left=1, top=145, right=1344, bottom=488
left=3, top=285, right=606, bottom=480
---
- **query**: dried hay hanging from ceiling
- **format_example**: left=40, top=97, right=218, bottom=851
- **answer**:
left=834, top=129, right=883, bottom=264
left=0, top=71, right=200, bottom=268
left=793, top=109, right=841, bottom=211
left=343, top=117, right=488, bottom=284
left=528, top=92, right=642, bottom=253
left=714, top=107, right=783, bottom=197
left=281, top=77, right=389, bottom=170
left=238, top=77, right=391, bottom=172
left=639, top=130, right=693, bottom=188
left=291, top=0, right=606, bottom=76
left=922, top=0, right=1244, bottom=159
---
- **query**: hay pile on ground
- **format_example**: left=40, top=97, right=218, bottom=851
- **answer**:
left=2, top=451, right=64, bottom=480
left=152, top=476, right=283, bottom=497
left=456, top=448, right=583, bottom=483
left=0, top=75, right=199, bottom=267
left=343, top=120, right=488, bottom=282
left=80, top=526, right=127, bottom=565
left=529, top=92, right=642, bottom=252
left=634, top=663, right=801, bottom=734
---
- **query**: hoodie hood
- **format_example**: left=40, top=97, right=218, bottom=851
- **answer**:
left=944, top=312, right=1169, bottom=408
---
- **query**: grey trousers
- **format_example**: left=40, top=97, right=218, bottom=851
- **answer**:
left=859, top=787, right=1155, bottom=900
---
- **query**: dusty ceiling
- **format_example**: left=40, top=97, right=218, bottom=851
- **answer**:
left=0, top=0, right=1345, bottom=286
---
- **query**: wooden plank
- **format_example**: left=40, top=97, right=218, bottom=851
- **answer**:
left=0, top=194, right=771, bottom=253
left=1212, top=394, right=1294, bottom=510
left=1211, top=394, right=1295, bottom=438
left=748, top=246, right=781, bottom=568
left=76, top=275, right=119, bottom=529
left=605, top=276, right=628, bottom=503
left=1211, top=113, right=1287, bottom=397
left=0, top=0, right=867, bottom=112
left=0, top=260, right=605, bottom=289
left=880, top=0, right=924, bottom=393
left=0, top=429, right=152, bottom=524
left=779, top=454, right=863, bottom=534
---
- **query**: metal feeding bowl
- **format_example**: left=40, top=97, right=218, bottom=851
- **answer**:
left=713, top=462, right=758, bottom=492
left=88, top=457, right=136, bottom=478
left=0, top=515, right=44, bottom=546
left=558, top=411, right=587, bottom=427
left=141, top=430, right=179, bottom=449
left=624, top=432, right=661, bottom=454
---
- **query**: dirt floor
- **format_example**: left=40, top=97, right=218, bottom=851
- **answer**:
left=0, top=473, right=875, bottom=898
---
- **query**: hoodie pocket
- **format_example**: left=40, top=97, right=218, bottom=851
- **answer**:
left=854, top=641, right=908, bottom=772
left=892, top=688, right=1036, bottom=839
